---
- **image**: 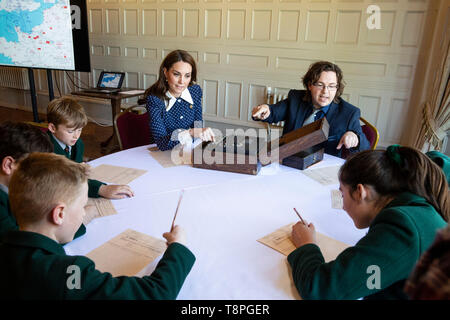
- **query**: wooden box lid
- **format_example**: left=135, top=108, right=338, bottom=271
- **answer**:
left=261, top=117, right=329, bottom=165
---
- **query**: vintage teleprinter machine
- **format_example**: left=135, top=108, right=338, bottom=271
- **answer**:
left=191, top=117, right=330, bottom=175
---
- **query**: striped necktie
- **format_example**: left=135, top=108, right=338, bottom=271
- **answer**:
left=64, top=145, right=70, bottom=155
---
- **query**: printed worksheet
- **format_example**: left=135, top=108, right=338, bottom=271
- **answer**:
left=258, top=223, right=350, bottom=262
left=302, top=165, right=341, bottom=185
left=90, top=164, right=147, bottom=185
left=331, top=189, right=344, bottom=209
left=86, top=229, right=167, bottom=277
left=83, top=198, right=118, bottom=225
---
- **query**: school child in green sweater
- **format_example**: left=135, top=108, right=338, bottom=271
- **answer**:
left=0, top=121, right=87, bottom=241
left=46, top=96, right=134, bottom=199
left=0, top=152, right=195, bottom=299
left=288, top=145, right=449, bottom=299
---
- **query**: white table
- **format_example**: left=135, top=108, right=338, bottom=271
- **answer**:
left=64, top=145, right=367, bottom=300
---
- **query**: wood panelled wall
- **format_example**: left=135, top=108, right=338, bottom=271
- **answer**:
left=0, top=0, right=430, bottom=148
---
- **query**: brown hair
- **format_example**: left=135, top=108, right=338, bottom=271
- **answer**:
left=302, top=61, right=345, bottom=103
left=0, top=121, right=52, bottom=162
left=9, top=152, right=89, bottom=226
left=339, top=146, right=449, bottom=221
left=144, top=50, right=197, bottom=101
left=47, top=96, right=88, bottom=129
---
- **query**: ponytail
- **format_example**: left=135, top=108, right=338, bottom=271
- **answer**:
left=339, top=146, right=449, bottom=221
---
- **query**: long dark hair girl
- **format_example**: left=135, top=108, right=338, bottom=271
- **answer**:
left=144, top=49, right=197, bottom=101
left=339, top=145, right=449, bottom=221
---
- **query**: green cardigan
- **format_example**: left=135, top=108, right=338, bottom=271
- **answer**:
left=288, top=192, right=447, bottom=300
left=0, top=188, right=86, bottom=241
left=426, top=151, right=450, bottom=186
left=47, top=132, right=105, bottom=198
left=0, top=230, right=195, bottom=299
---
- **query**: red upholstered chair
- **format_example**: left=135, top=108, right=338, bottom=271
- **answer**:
left=360, top=117, right=379, bottom=150
left=25, top=121, right=49, bottom=133
left=341, top=117, right=379, bottom=159
left=114, top=106, right=154, bottom=150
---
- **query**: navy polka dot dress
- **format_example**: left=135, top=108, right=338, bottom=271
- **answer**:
left=146, top=84, right=203, bottom=151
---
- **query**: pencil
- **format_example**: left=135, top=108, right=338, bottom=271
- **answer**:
left=171, top=190, right=184, bottom=231
left=293, top=208, right=306, bottom=225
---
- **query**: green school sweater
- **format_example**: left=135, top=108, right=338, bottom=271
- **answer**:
left=426, top=151, right=450, bottom=186
left=0, top=188, right=86, bottom=241
left=47, top=132, right=105, bottom=198
left=0, top=230, right=195, bottom=299
left=288, top=192, right=447, bottom=300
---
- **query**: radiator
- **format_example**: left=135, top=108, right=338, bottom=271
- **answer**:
left=0, top=67, right=30, bottom=90
left=266, top=87, right=287, bottom=128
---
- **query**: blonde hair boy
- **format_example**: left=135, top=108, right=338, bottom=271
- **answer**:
left=47, top=96, right=88, bottom=130
left=1, top=153, right=195, bottom=299
left=46, top=96, right=134, bottom=199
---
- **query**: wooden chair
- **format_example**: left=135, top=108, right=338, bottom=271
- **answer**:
left=114, top=106, right=153, bottom=150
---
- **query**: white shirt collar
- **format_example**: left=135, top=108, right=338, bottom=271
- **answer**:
left=165, top=87, right=194, bottom=112
left=51, top=133, right=71, bottom=154
left=0, top=183, right=8, bottom=195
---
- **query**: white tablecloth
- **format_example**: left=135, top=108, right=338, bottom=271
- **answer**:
left=64, top=145, right=367, bottom=299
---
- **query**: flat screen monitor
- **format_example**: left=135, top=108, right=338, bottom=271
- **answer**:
left=0, top=0, right=90, bottom=71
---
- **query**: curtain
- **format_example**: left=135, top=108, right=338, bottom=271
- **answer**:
left=414, top=9, right=450, bottom=152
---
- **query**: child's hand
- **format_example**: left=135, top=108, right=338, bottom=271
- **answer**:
left=291, top=221, right=316, bottom=248
left=163, top=225, right=187, bottom=246
left=98, top=184, right=134, bottom=199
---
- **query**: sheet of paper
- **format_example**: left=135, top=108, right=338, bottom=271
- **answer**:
left=86, top=229, right=167, bottom=277
left=120, top=90, right=145, bottom=95
left=148, top=148, right=187, bottom=167
left=257, top=223, right=350, bottom=262
left=331, top=189, right=343, bottom=209
left=302, top=165, right=341, bottom=185
left=89, top=164, right=147, bottom=185
left=83, top=198, right=118, bottom=225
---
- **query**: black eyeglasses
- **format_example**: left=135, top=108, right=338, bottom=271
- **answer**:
left=313, top=82, right=338, bottom=91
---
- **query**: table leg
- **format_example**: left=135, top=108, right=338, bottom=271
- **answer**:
left=100, top=98, right=122, bottom=155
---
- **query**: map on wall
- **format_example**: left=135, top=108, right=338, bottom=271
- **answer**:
left=0, top=0, right=75, bottom=70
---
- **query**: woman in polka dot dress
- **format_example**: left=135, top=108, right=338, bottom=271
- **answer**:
left=145, top=50, right=215, bottom=151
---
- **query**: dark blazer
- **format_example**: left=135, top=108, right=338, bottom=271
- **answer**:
left=263, top=90, right=370, bottom=157
left=47, top=131, right=105, bottom=198
left=146, top=84, right=203, bottom=151
left=0, top=230, right=195, bottom=299
left=0, top=188, right=16, bottom=240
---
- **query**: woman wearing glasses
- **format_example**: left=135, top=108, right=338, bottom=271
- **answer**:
left=251, top=61, right=370, bottom=157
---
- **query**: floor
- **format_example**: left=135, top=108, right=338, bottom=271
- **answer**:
left=0, top=106, right=112, bottom=160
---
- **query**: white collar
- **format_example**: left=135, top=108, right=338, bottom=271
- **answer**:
left=51, top=133, right=71, bottom=153
left=0, top=183, right=8, bottom=195
left=165, top=87, right=194, bottom=111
